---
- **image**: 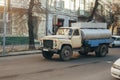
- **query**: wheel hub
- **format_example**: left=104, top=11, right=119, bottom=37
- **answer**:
left=64, top=50, right=70, bottom=57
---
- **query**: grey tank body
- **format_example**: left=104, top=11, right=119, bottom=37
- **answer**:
left=80, top=29, right=112, bottom=40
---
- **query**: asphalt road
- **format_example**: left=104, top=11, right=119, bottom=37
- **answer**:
left=0, top=48, right=120, bottom=80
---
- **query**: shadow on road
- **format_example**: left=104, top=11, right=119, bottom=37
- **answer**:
left=42, top=52, right=119, bottom=63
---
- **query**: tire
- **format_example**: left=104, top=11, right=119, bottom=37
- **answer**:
left=112, top=44, right=115, bottom=47
left=95, top=45, right=108, bottom=57
left=42, top=51, right=53, bottom=59
left=59, top=46, right=73, bottom=61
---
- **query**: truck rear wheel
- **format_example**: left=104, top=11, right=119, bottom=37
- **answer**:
left=59, top=46, right=73, bottom=61
left=42, top=51, right=53, bottom=59
left=95, top=45, right=108, bottom=57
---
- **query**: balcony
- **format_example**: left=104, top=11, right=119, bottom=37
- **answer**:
left=0, top=0, right=29, bottom=10
left=11, top=0, right=29, bottom=9
left=48, top=6, right=77, bottom=17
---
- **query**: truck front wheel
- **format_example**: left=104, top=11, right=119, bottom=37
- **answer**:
left=59, top=46, right=73, bottom=61
left=42, top=51, right=53, bottom=59
left=95, top=45, right=108, bottom=57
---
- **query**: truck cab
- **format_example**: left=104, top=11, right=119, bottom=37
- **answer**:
left=40, top=27, right=82, bottom=60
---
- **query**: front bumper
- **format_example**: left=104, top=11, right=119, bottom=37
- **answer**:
left=111, top=67, right=120, bottom=79
left=42, top=48, right=59, bottom=53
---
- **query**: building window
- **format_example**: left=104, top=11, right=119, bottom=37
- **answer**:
left=54, top=0, right=64, bottom=9
left=0, top=13, right=11, bottom=34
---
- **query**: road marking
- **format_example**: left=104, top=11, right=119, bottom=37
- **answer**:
left=106, top=61, right=113, bottom=64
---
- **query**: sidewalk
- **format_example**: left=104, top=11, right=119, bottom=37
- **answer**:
left=0, top=50, right=41, bottom=57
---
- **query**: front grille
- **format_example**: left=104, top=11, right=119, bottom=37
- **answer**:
left=43, top=40, right=53, bottom=49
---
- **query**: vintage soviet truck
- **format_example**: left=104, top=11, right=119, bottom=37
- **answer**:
left=40, top=22, right=113, bottom=61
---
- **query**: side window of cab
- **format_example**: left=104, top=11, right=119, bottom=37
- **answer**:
left=73, top=29, right=79, bottom=36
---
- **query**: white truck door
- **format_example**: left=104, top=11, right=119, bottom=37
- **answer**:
left=71, top=29, right=82, bottom=48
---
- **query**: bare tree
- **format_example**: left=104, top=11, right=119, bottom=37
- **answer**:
left=87, top=0, right=99, bottom=22
left=28, top=0, right=35, bottom=49
left=28, top=0, right=42, bottom=49
left=12, top=0, right=42, bottom=49
left=110, top=3, right=120, bottom=35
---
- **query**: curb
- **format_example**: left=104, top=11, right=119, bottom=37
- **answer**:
left=0, top=50, right=41, bottom=57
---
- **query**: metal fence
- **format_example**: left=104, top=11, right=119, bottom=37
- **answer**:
left=0, top=36, right=40, bottom=56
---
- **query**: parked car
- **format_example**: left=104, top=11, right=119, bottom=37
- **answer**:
left=110, top=36, right=120, bottom=47
left=111, top=58, right=120, bottom=79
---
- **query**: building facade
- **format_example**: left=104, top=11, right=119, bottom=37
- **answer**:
left=0, top=0, right=80, bottom=39
left=0, top=0, right=46, bottom=39
left=1, top=0, right=113, bottom=39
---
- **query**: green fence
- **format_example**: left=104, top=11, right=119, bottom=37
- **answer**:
left=0, top=36, right=39, bottom=45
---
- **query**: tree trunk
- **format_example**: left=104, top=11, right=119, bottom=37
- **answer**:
left=28, top=0, right=35, bottom=49
left=112, top=23, right=117, bottom=35
left=87, top=0, right=99, bottom=22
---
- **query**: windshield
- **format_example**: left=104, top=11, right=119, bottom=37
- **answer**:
left=56, top=28, right=73, bottom=36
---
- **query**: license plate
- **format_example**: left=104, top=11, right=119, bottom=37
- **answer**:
left=43, top=49, right=48, bottom=51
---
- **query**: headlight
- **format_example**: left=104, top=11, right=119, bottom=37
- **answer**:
left=112, top=64, right=120, bottom=70
left=54, top=39, right=58, bottom=47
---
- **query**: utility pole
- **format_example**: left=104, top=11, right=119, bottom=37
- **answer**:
left=46, top=0, right=48, bottom=35
left=2, top=0, right=7, bottom=56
